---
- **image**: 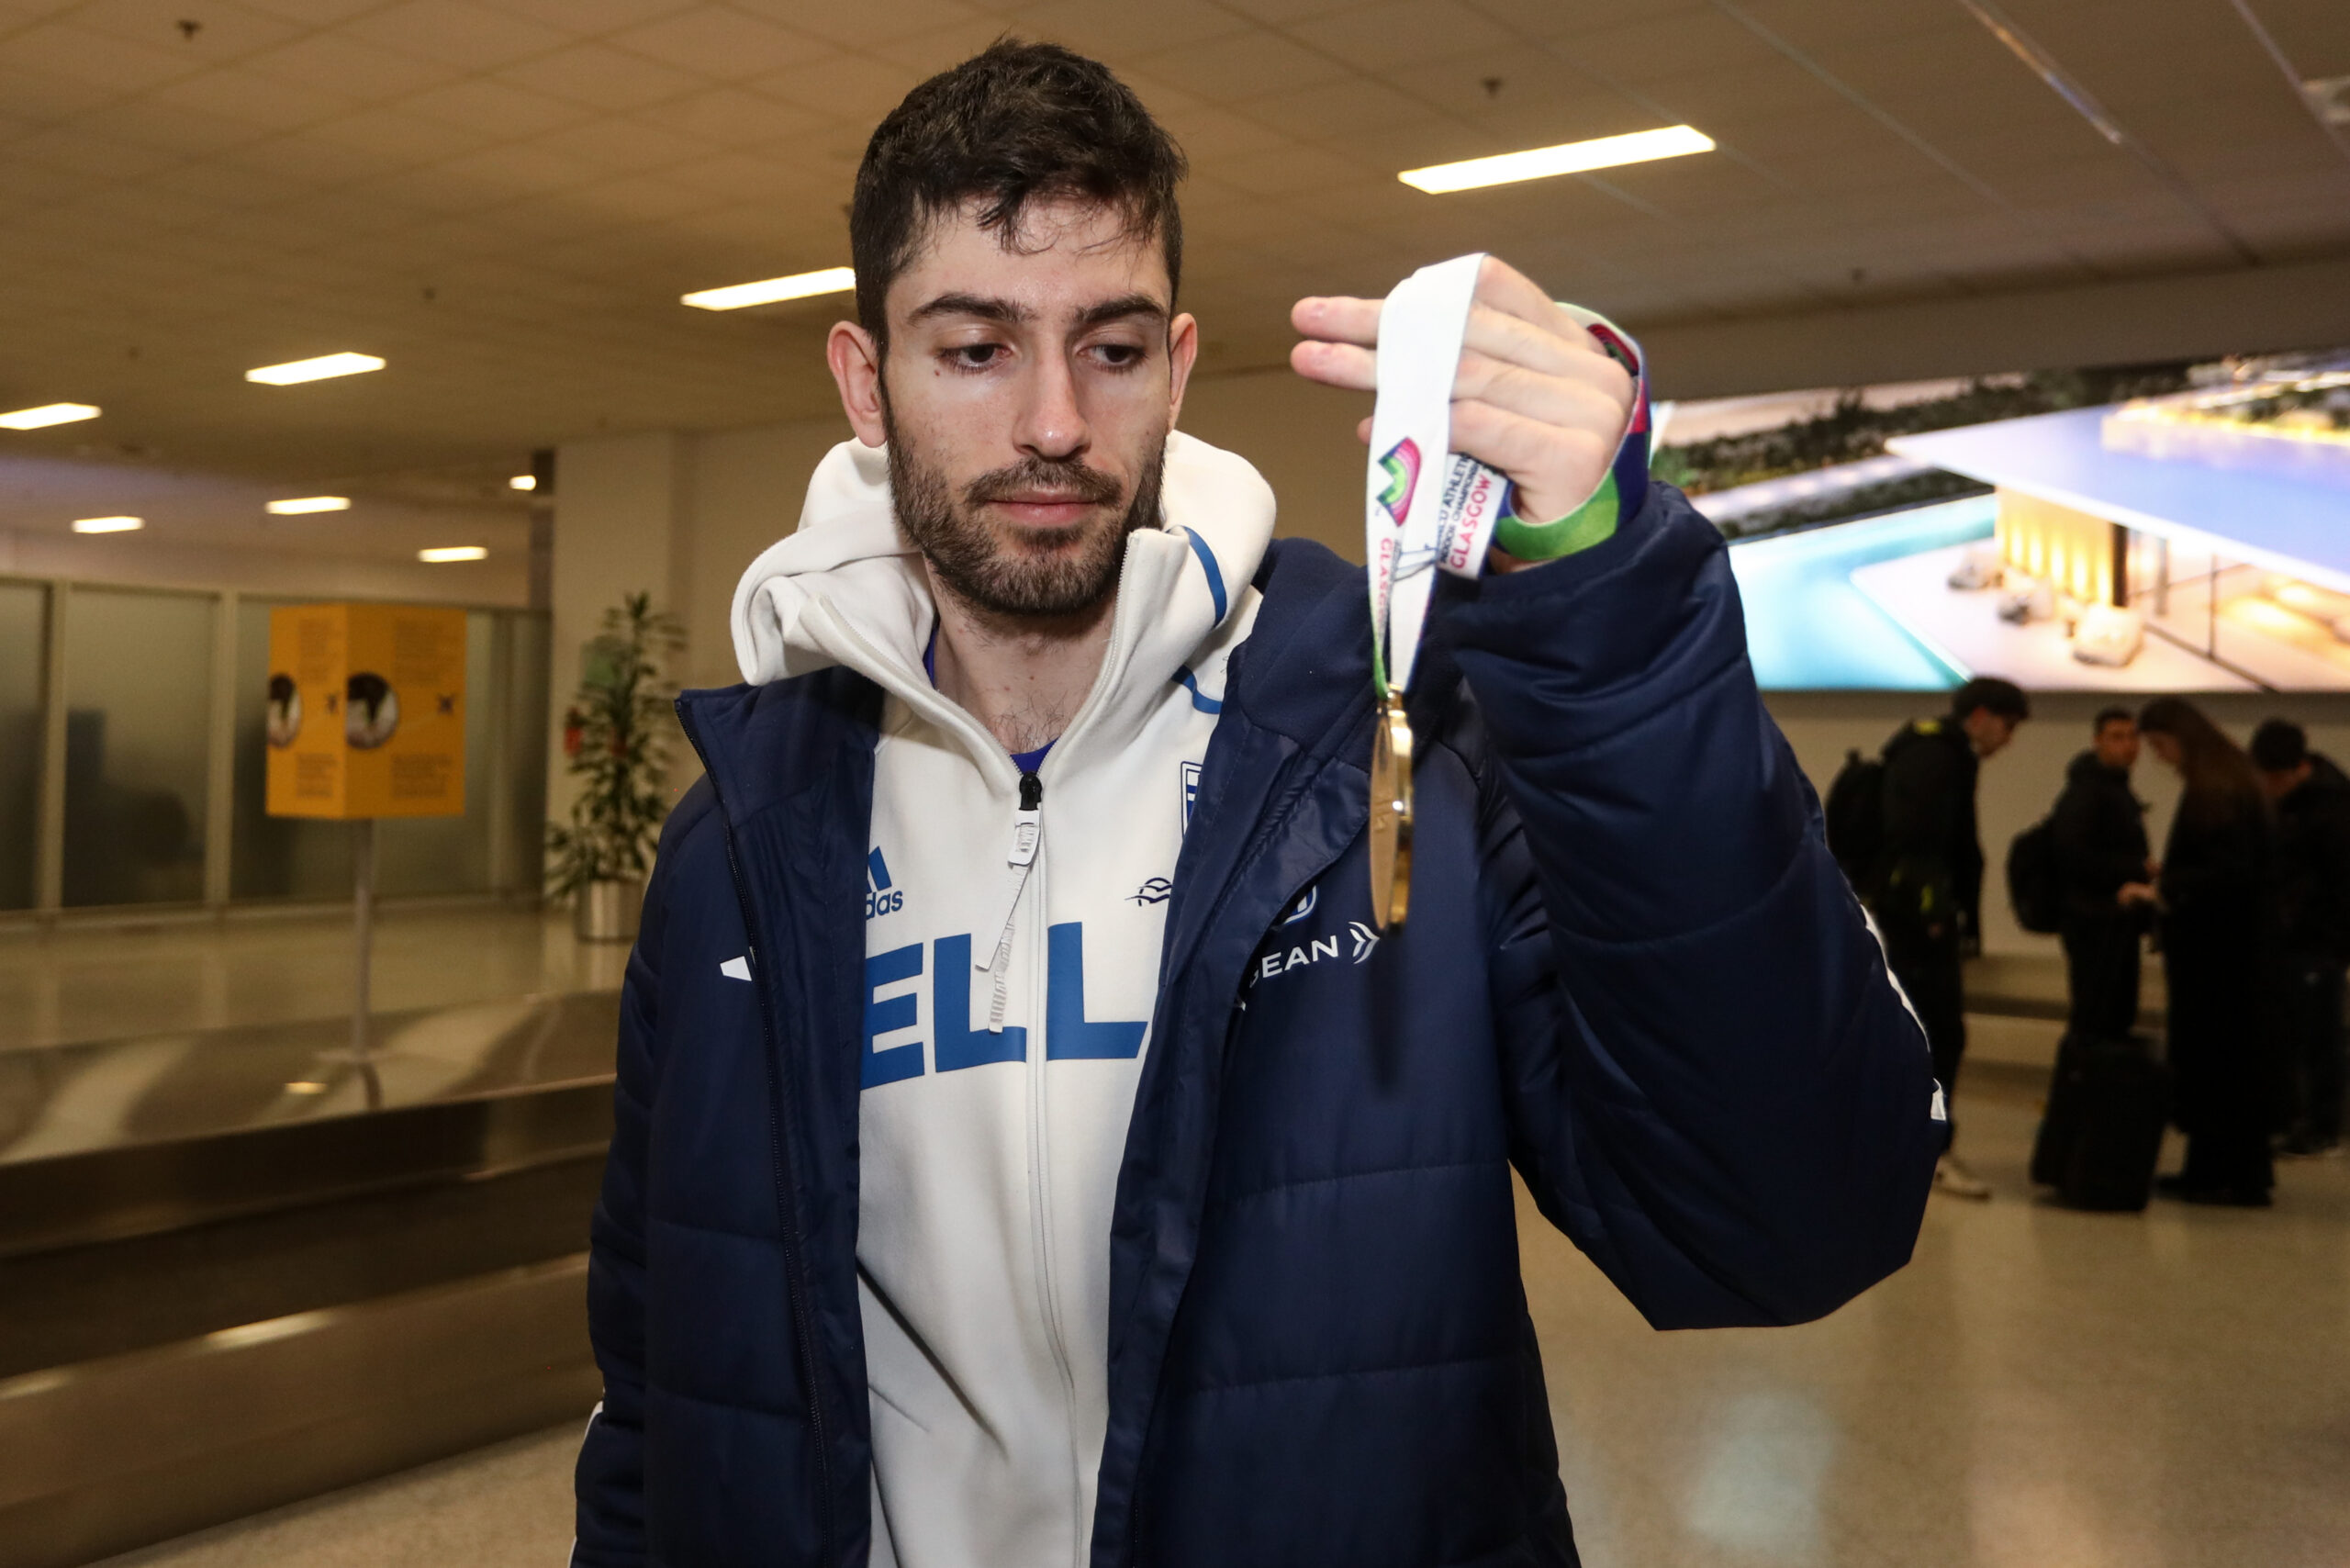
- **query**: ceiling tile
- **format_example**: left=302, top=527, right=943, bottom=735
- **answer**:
left=0, top=21, right=204, bottom=90
left=243, top=32, right=464, bottom=100
left=630, top=85, right=832, bottom=144
left=607, top=8, right=836, bottom=78
left=0, top=63, right=132, bottom=122
left=306, top=106, right=489, bottom=165
left=1012, top=0, right=1251, bottom=58
left=495, top=39, right=705, bottom=109
left=524, top=116, right=716, bottom=175
left=735, top=0, right=990, bottom=50
left=1229, top=76, right=1436, bottom=144
left=5, top=123, right=181, bottom=177
left=229, top=0, right=396, bottom=28
left=476, top=0, right=696, bottom=32
left=1282, top=1, right=1520, bottom=73
left=400, top=77, right=593, bottom=138
left=1126, top=30, right=1353, bottom=105
left=751, top=53, right=923, bottom=119
left=68, top=0, right=308, bottom=58
left=339, top=1, right=578, bottom=70
left=144, top=64, right=364, bottom=132
left=867, top=17, right=1020, bottom=77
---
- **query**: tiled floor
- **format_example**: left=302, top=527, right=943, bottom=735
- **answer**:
left=0, top=906, right=628, bottom=1054
left=94, top=1079, right=2350, bottom=1568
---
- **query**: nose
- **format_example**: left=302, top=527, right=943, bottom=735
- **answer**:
left=1014, top=348, right=1088, bottom=462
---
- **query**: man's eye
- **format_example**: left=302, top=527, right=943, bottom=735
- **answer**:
left=1091, top=342, right=1146, bottom=368
left=949, top=344, right=1003, bottom=368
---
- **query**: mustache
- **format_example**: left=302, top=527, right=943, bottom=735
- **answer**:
left=962, top=454, right=1125, bottom=511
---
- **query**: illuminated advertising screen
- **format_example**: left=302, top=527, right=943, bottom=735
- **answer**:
left=1670, top=350, right=2350, bottom=693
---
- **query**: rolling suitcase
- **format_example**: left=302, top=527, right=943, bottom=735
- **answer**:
left=2032, top=1034, right=2170, bottom=1211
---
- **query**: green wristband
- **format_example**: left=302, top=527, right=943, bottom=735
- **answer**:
left=1492, top=471, right=1619, bottom=562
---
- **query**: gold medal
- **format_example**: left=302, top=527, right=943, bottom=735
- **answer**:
left=1368, top=690, right=1415, bottom=931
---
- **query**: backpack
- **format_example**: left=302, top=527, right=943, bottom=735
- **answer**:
left=1824, top=748, right=1886, bottom=883
left=2007, top=818, right=2063, bottom=934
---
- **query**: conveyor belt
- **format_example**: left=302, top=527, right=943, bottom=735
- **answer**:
left=0, top=994, right=619, bottom=1568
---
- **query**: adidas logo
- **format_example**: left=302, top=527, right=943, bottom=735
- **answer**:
left=866, top=847, right=904, bottom=918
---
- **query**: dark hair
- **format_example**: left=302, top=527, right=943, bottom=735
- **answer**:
left=850, top=40, right=1188, bottom=349
left=1953, top=677, right=2030, bottom=724
left=2250, top=718, right=2309, bottom=772
left=2139, top=697, right=2262, bottom=821
left=2093, top=706, right=2135, bottom=734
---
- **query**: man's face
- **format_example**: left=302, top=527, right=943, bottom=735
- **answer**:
left=2094, top=718, right=2140, bottom=771
left=827, top=196, right=1198, bottom=620
left=1964, top=707, right=2019, bottom=759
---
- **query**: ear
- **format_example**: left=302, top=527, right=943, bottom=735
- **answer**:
left=828, top=321, right=888, bottom=447
left=1165, top=310, right=1201, bottom=428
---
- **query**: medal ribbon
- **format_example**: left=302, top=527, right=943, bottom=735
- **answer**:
left=1363, top=255, right=1649, bottom=698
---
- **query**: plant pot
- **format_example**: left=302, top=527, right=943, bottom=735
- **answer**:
left=574, top=878, right=643, bottom=943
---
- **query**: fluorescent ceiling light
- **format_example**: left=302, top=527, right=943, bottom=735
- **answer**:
left=73, top=515, right=143, bottom=533
left=509, top=474, right=537, bottom=491
left=246, top=353, right=386, bottom=386
left=1399, top=126, right=1715, bottom=193
left=0, top=402, right=101, bottom=430
left=267, top=496, right=351, bottom=515
left=419, top=545, right=487, bottom=563
left=682, top=266, right=856, bottom=310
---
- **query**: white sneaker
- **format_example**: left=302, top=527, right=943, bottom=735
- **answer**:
left=1933, top=1153, right=1992, bottom=1200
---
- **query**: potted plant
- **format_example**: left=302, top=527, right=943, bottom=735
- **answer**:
left=547, top=591, right=685, bottom=941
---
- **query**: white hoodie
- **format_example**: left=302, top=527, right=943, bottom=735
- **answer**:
left=730, top=431, right=1277, bottom=1568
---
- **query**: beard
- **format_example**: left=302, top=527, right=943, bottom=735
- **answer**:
left=882, top=392, right=1166, bottom=620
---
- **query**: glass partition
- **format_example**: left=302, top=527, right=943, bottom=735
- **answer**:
left=229, top=598, right=352, bottom=901
left=6, top=578, right=547, bottom=914
left=60, top=588, right=213, bottom=907
left=0, top=583, right=46, bottom=911
left=376, top=610, right=497, bottom=897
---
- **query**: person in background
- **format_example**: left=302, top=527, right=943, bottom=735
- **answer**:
left=2051, top=707, right=2155, bottom=1041
left=1874, top=676, right=2031, bottom=1199
left=2250, top=718, right=2350, bottom=1158
left=2138, top=698, right=2277, bottom=1205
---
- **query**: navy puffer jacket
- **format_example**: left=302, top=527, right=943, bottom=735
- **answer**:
left=575, top=487, right=1942, bottom=1567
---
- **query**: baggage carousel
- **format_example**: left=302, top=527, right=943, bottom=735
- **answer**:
left=0, top=991, right=619, bottom=1568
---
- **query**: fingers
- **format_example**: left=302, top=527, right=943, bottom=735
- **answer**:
left=1292, top=295, right=1380, bottom=347
left=1291, top=339, right=1375, bottom=392
left=1293, top=295, right=1632, bottom=408
left=1292, top=339, right=1628, bottom=433
left=1447, top=399, right=1617, bottom=522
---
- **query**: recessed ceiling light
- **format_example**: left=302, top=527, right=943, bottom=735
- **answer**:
left=267, top=496, right=351, bottom=515
left=1399, top=126, right=1715, bottom=193
left=246, top=353, right=386, bottom=386
left=285, top=1080, right=328, bottom=1094
left=681, top=266, right=856, bottom=310
left=509, top=474, right=537, bottom=491
left=419, top=545, right=487, bottom=563
left=0, top=402, right=101, bottom=430
left=72, top=515, right=143, bottom=533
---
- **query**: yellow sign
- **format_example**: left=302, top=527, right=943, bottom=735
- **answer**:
left=265, top=603, right=467, bottom=819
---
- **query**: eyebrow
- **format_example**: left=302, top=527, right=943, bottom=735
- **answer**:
left=904, top=291, right=1170, bottom=330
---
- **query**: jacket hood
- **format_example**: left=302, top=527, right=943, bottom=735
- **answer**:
left=730, top=431, right=1274, bottom=691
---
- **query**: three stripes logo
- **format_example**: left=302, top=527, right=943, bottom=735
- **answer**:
left=866, top=848, right=903, bottom=918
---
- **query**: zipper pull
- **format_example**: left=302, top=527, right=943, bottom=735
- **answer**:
left=978, top=770, right=1045, bottom=1033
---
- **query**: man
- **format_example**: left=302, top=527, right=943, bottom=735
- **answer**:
left=576, top=42, right=1942, bottom=1568
left=2050, top=707, right=2154, bottom=1041
left=1870, top=676, right=2030, bottom=1201
left=2251, top=719, right=2350, bottom=1156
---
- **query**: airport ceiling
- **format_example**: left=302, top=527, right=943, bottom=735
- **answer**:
left=0, top=0, right=2345, bottom=499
